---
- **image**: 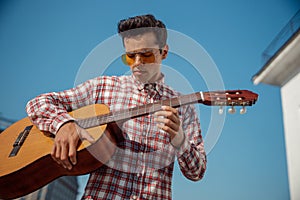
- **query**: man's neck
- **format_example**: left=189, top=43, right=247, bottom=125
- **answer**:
left=139, top=73, right=164, bottom=84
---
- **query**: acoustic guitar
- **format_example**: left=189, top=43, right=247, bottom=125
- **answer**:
left=0, top=90, right=258, bottom=199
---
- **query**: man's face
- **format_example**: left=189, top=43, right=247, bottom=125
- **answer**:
left=123, top=32, right=167, bottom=83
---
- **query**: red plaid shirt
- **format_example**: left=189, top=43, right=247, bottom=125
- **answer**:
left=26, top=74, right=206, bottom=200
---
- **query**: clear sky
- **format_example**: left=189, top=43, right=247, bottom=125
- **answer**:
left=1, top=0, right=299, bottom=199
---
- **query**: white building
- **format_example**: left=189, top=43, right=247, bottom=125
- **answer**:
left=253, top=10, right=300, bottom=200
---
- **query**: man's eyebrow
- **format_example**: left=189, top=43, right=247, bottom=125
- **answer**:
left=126, top=48, right=155, bottom=54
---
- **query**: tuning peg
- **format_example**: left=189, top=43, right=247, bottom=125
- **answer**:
left=228, top=106, right=236, bottom=114
left=218, top=106, right=224, bottom=115
left=240, top=106, right=247, bottom=114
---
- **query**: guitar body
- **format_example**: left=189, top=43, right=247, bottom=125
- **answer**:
left=0, top=104, right=117, bottom=199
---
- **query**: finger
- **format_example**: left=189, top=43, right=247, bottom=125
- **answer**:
left=68, top=138, right=78, bottom=165
left=155, top=106, right=179, bottom=118
left=55, top=143, right=62, bottom=165
left=80, top=129, right=95, bottom=143
left=157, top=123, right=177, bottom=139
left=51, top=144, right=61, bottom=165
left=155, top=110, right=180, bottom=125
left=76, top=125, right=95, bottom=144
left=162, top=106, right=179, bottom=116
left=155, top=117, right=179, bottom=131
left=60, top=143, right=72, bottom=170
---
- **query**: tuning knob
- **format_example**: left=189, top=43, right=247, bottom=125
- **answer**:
left=218, top=106, right=224, bottom=115
left=240, top=106, right=247, bottom=114
left=228, top=106, right=236, bottom=114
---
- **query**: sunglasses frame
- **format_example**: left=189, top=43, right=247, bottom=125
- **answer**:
left=122, top=48, right=162, bottom=66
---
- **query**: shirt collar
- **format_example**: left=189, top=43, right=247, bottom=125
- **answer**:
left=131, top=74, right=165, bottom=96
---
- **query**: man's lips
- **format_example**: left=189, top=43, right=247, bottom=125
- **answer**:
left=133, top=70, right=145, bottom=74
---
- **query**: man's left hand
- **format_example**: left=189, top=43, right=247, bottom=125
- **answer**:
left=154, top=106, right=185, bottom=148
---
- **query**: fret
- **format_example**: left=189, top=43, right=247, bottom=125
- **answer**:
left=170, top=97, right=180, bottom=108
left=101, top=114, right=114, bottom=124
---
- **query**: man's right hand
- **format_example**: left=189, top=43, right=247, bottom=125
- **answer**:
left=51, top=121, right=95, bottom=170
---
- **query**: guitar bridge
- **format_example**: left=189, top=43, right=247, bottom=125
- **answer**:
left=9, top=125, right=33, bottom=157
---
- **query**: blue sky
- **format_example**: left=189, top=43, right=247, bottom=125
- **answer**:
left=1, top=1, right=299, bottom=199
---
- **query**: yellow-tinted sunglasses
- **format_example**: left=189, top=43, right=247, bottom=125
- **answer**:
left=122, top=48, right=162, bottom=66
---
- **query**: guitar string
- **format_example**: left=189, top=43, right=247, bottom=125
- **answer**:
left=77, top=93, right=202, bottom=129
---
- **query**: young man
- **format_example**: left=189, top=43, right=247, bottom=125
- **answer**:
left=26, top=14, right=206, bottom=200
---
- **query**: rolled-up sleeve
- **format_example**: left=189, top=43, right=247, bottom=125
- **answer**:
left=26, top=78, right=99, bottom=134
left=176, top=105, right=207, bottom=181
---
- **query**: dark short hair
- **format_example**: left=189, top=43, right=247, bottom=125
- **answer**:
left=118, top=14, right=167, bottom=48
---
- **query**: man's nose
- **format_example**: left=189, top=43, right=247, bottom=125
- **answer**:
left=131, top=54, right=142, bottom=69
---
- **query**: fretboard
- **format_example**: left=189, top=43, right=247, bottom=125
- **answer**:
left=77, top=92, right=203, bottom=129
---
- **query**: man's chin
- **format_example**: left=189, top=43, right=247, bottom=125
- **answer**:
left=132, top=72, right=146, bottom=81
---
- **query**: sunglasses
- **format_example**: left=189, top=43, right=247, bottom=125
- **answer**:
left=122, top=48, right=162, bottom=66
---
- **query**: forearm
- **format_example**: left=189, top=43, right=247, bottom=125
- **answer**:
left=175, top=106, right=207, bottom=181
left=176, top=135, right=207, bottom=181
left=26, top=93, right=76, bottom=133
left=26, top=79, right=97, bottom=134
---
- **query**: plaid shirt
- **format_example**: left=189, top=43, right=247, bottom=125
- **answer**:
left=26, top=74, right=206, bottom=200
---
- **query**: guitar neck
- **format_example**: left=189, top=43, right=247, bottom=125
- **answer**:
left=77, top=92, right=204, bottom=129
left=76, top=89, right=258, bottom=129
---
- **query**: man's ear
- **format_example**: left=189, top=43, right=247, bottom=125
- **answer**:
left=161, top=45, right=169, bottom=60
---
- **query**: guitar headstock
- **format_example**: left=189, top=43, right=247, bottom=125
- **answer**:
left=202, top=90, right=258, bottom=114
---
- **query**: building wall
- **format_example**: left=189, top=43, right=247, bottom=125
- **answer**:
left=281, top=72, right=300, bottom=200
left=46, top=176, right=78, bottom=200
left=14, top=176, right=78, bottom=200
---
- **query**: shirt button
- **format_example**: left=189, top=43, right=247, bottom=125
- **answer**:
left=131, top=195, right=138, bottom=200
